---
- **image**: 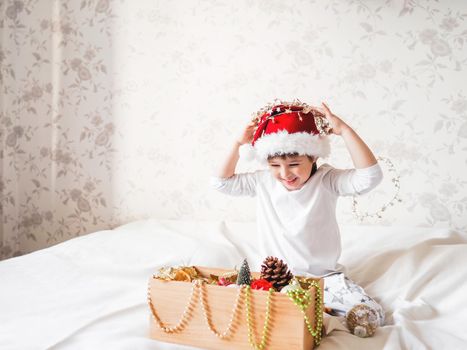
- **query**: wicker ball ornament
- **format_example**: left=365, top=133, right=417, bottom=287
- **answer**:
left=346, top=304, right=379, bottom=338
left=260, top=256, right=293, bottom=291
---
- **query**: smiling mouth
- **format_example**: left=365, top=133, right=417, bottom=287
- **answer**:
left=283, top=177, right=298, bottom=185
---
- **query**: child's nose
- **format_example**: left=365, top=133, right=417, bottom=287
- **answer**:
left=280, top=167, right=291, bottom=178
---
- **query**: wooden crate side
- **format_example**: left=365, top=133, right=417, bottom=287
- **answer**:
left=148, top=267, right=323, bottom=350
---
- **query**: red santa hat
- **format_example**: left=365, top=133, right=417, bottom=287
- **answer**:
left=240, top=100, right=332, bottom=162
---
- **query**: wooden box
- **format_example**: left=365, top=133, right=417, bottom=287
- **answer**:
left=148, top=266, right=323, bottom=350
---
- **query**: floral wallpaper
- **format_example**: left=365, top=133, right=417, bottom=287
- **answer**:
left=1, top=0, right=466, bottom=259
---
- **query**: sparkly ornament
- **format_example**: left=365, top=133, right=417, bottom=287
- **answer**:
left=236, top=258, right=252, bottom=286
left=153, top=266, right=199, bottom=282
left=346, top=304, right=379, bottom=338
left=260, top=256, right=293, bottom=291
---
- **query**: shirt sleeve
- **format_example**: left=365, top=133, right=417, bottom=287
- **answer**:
left=210, top=172, right=259, bottom=197
left=322, top=162, right=383, bottom=197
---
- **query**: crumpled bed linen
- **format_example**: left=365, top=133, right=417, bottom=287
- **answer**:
left=1, top=219, right=466, bottom=350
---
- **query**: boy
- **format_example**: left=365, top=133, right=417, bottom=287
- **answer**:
left=211, top=100, right=384, bottom=337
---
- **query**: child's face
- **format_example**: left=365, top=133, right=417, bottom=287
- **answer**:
left=267, top=155, right=314, bottom=191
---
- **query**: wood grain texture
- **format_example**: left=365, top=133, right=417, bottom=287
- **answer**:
left=148, top=266, right=323, bottom=350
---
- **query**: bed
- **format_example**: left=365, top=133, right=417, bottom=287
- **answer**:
left=1, top=219, right=466, bottom=350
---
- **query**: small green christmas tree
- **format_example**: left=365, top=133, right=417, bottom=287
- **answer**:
left=236, top=258, right=252, bottom=285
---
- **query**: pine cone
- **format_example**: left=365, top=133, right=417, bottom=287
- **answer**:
left=260, top=256, right=293, bottom=291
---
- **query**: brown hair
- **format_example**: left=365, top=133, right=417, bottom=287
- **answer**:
left=267, top=153, right=318, bottom=176
left=267, top=152, right=314, bottom=162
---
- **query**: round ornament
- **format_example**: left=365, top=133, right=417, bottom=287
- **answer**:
left=346, top=304, right=378, bottom=338
left=280, top=279, right=302, bottom=294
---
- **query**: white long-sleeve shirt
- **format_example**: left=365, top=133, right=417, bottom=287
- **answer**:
left=211, top=163, right=383, bottom=276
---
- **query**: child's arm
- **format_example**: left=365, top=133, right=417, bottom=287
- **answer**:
left=212, top=120, right=259, bottom=197
left=217, top=121, right=257, bottom=178
left=318, top=102, right=382, bottom=196
left=320, top=102, right=377, bottom=169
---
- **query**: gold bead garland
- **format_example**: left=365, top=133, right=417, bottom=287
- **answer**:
left=147, top=278, right=199, bottom=333
left=286, top=281, right=323, bottom=346
left=199, top=280, right=245, bottom=339
left=352, top=156, right=402, bottom=222
left=245, top=286, right=274, bottom=350
left=148, top=279, right=245, bottom=338
left=148, top=276, right=322, bottom=349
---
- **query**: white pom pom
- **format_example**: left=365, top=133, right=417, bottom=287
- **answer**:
left=238, top=143, right=257, bottom=161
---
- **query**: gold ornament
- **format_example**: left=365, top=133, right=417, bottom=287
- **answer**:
left=153, top=266, right=199, bottom=282
left=346, top=304, right=378, bottom=338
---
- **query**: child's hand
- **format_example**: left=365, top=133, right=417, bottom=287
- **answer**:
left=319, top=102, right=350, bottom=136
left=237, top=120, right=257, bottom=145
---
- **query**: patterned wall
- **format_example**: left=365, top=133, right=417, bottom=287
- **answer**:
left=1, top=0, right=466, bottom=259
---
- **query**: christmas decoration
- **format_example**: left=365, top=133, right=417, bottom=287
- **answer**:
left=148, top=278, right=246, bottom=339
left=218, top=277, right=233, bottom=286
left=240, top=99, right=332, bottom=162
left=199, top=280, right=244, bottom=339
left=251, top=279, right=274, bottom=291
left=245, top=285, right=274, bottom=350
left=209, top=271, right=238, bottom=285
left=147, top=278, right=199, bottom=333
left=352, top=156, right=402, bottom=222
left=149, top=265, right=323, bottom=349
left=236, top=259, right=252, bottom=286
left=280, top=278, right=302, bottom=294
left=154, top=266, right=199, bottom=282
left=346, top=304, right=378, bottom=338
left=286, top=280, right=324, bottom=346
left=260, top=256, right=293, bottom=291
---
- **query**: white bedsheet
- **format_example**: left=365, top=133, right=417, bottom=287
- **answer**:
left=1, top=219, right=466, bottom=350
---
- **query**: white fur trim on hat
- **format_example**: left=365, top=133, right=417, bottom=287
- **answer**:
left=253, top=130, right=330, bottom=160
